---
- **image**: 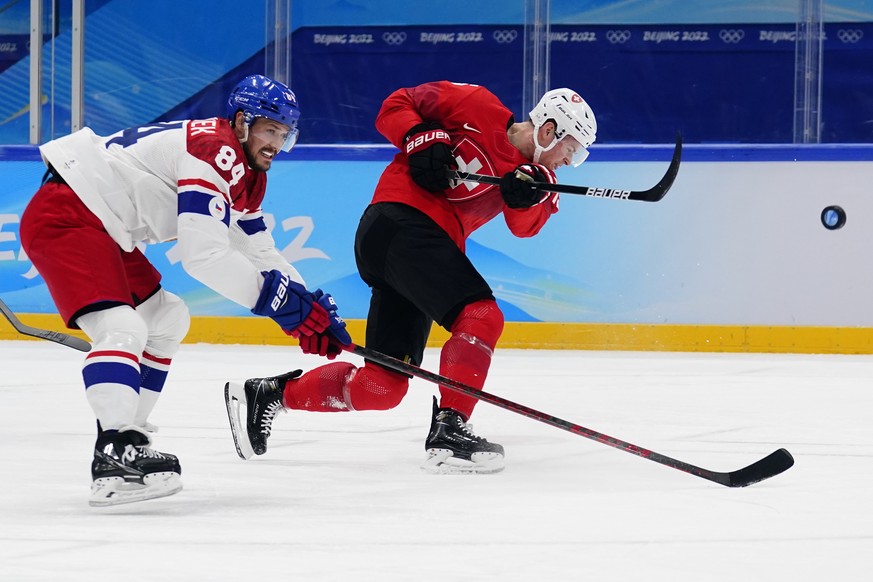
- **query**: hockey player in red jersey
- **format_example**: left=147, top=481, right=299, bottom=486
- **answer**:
left=225, top=81, right=595, bottom=474
left=19, top=75, right=350, bottom=506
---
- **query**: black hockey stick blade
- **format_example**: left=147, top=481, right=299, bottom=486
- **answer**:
left=721, top=447, right=795, bottom=488
left=347, top=342, right=793, bottom=487
left=0, top=298, right=91, bottom=352
left=451, top=132, right=682, bottom=202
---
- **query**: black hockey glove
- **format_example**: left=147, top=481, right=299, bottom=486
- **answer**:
left=499, top=163, right=557, bottom=209
left=405, top=123, right=457, bottom=192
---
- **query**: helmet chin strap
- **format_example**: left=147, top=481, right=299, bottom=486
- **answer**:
left=532, top=130, right=559, bottom=163
left=238, top=123, right=249, bottom=144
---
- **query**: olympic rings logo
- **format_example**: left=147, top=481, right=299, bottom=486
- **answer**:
left=382, top=32, right=407, bottom=46
left=605, top=30, right=631, bottom=44
left=719, top=29, right=745, bottom=43
left=493, top=30, right=518, bottom=44
left=837, top=29, right=863, bottom=43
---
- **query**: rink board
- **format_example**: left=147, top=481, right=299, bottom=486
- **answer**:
left=2, top=144, right=873, bottom=353
left=3, top=313, right=873, bottom=354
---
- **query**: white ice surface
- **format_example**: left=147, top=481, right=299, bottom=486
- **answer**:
left=1, top=341, right=871, bottom=581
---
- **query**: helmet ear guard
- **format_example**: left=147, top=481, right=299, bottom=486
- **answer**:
left=530, top=88, right=597, bottom=166
left=227, top=75, right=301, bottom=152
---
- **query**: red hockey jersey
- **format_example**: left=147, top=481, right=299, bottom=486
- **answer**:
left=372, top=81, right=559, bottom=251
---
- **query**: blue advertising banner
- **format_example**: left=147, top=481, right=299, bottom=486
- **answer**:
left=289, top=22, right=873, bottom=144
left=290, top=26, right=524, bottom=143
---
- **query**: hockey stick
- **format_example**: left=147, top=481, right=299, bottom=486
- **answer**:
left=348, top=343, right=793, bottom=487
left=451, top=133, right=682, bottom=202
left=0, top=298, right=91, bottom=352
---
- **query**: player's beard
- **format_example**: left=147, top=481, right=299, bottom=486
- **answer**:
left=242, top=142, right=274, bottom=172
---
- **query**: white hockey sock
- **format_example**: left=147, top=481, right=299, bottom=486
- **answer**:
left=82, top=350, right=141, bottom=430
left=134, top=352, right=172, bottom=428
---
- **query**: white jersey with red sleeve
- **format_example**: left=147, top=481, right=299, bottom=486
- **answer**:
left=372, top=81, right=559, bottom=251
left=38, top=118, right=302, bottom=309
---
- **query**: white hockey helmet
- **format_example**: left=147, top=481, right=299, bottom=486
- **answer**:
left=529, top=88, right=597, bottom=166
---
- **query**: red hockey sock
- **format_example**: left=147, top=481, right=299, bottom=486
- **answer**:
left=282, top=361, right=409, bottom=412
left=439, top=300, right=504, bottom=419
left=345, top=362, right=409, bottom=411
left=282, top=362, right=356, bottom=412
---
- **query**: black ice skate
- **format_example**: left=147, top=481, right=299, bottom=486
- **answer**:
left=422, top=396, right=505, bottom=474
left=89, top=426, right=182, bottom=507
left=224, top=370, right=301, bottom=460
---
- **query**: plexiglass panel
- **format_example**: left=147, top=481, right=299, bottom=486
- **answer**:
left=1, top=0, right=872, bottom=145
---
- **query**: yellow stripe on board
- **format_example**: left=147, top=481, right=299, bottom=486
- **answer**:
left=3, top=313, right=873, bottom=354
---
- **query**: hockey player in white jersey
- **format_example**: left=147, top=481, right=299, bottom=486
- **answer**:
left=19, top=75, right=351, bottom=507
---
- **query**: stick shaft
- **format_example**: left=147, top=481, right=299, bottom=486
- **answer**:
left=348, top=343, right=793, bottom=487
left=452, top=133, right=682, bottom=202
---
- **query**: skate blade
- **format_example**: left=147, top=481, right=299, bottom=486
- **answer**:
left=89, top=472, right=182, bottom=507
left=224, top=382, right=255, bottom=460
left=421, top=448, right=505, bottom=475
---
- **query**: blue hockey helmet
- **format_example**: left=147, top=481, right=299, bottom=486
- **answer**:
left=226, top=75, right=300, bottom=151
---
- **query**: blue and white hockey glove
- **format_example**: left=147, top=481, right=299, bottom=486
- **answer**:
left=251, top=270, right=329, bottom=336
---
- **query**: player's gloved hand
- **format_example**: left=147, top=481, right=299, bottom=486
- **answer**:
left=405, top=122, right=457, bottom=192
left=500, top=163, right=557, bottom=209
left=290, top=290, right=351, bottom=360
left=251, top=270, right=329, bottom=336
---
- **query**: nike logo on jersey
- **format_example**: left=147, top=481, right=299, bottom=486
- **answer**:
left=463, top=123, right=481, bottom=134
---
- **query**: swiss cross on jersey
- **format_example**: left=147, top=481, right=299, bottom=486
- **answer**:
left=445, top=136, right=496, bottom=202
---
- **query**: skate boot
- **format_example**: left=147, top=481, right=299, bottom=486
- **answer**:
left=89, top=426, right=182, bottom=507
left=422, top=396, right=505, bottom=474
left=224, top=369, right=302, bottom=459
